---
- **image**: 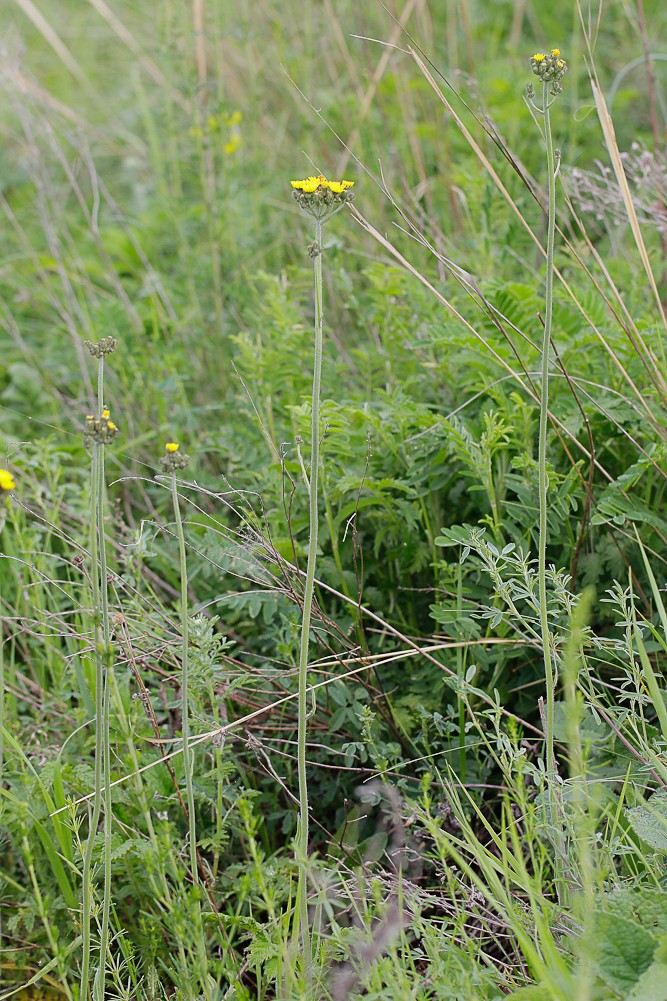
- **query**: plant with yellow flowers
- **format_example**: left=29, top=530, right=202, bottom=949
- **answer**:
left=80, top=337, right=118, bottom=1001
left=288, top=172, right=356, bottom=968
left=288, top=172, right=354, bottom=968
left=526, top=47, right=568, bottom=881
left=0, top=467, right=15, bottom=787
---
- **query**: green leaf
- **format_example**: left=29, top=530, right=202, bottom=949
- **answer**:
left=626, top=790, right=667, bottom=852
left=607, top=888, right=667, bottom=936
left=552, top=701, right=610, bottom=746
left=627, top=960, right=667, bottom=1001
left=627, top=941, right=667, bottom=1000
left=589, top=912, right=657, bottom=992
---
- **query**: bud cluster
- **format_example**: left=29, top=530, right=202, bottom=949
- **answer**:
left=84, top=337, right=118, bottom=358
left=84, top=408, right=120, bottom=445
left=530, top=49, right=567, bottom=95
left=160, top=442, right=190, bottom=472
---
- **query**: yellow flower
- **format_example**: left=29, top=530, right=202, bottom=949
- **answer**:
left=327, top=179, right=354, bottom=193
left=551, top=48, right=561, bottom=57
left=107, top=421, right=117, bottom=431
left=291, top=174, right=326, bottom=193
left=165, top=442, right=180, bottom=453
left=102, top=408, right=110, bottom=420
left=532, top=52, right=545, bottom=62
left=0, top=468, right=16, bottom=492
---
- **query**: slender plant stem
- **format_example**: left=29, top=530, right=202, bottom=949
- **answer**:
left=80, top=357, right=115, bottom=1001
left=170, top=471, right=198, bottom=881
left=96, top=362, right=112, bottom=1001
left=456, top=562, right=467, bottom=783
left=296, top=216, right=324, bottom=964
left=80, top=442, right=103, bottom=1001
left=538, top=82, right=557, bottom=814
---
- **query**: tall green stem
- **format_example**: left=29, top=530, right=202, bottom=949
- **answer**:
left=81, top=442, right=104, bottom=1001
left=170, top=471, right=198, bottom=882
left=80, top=357, right=115, bottom=1001
left=296, top=216, right=323, bottom=964
left=538, top=83, right=557, bottom=814
left=95, top=362, right=112, bottom=1001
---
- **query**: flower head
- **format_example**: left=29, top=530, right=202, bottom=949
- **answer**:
left=291, top=175, right=327, bottom=193
left=161, top=441, right=190, bottom=472
left=84, top=410, right=120, bottom=445
left=84, top=336, right=118, bottom=358
left=327, top=180, right=354, bottom=193
left=290, top=173, right=355, bottom=221
left=530, top=47, right=567, bottom=88
left=0, top=468, right=16, bottom=493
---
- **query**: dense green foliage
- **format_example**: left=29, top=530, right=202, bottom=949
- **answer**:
left=2, top=1, right=667, bottom=998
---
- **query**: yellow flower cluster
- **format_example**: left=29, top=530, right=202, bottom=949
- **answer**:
left=290, top=173, right=356, bottom=222
left=0, top=468, right=16, bottom=493
left=291, top=175, right=354, bottom=194
left=530, top=47, right=567, bottom=85
left=85, top=409, right=120, bottom=444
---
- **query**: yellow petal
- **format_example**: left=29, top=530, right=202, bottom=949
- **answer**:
left=328, top=179, right=354, bottom=193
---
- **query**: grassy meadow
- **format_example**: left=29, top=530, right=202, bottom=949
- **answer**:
left=2, top=0, right=667, bottom=997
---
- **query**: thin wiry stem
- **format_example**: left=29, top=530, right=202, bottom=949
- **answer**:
left=170, top=471, right=198, bottom=882
left=537, top=82, right=558, bottom=839
left=296, top=216, right=324, bottom=966
left=81, top=428, right=104, bottom=1000
left=79, top=356, right=115, bottom=1001
left=95, top=356, right=112, bottom=1001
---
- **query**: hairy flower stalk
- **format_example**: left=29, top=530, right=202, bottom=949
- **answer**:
left=527, top=51, right=567, bottom=850
left=161, top=442, right=197, bottom=881
left=80, top=337, right=118, bottom=1001
left=290, top=173, right=354, bottom=964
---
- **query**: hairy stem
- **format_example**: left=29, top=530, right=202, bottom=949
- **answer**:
left=171, top=470, right=198, bottom=882
left=296, top=216, right=324, bottom=965
left=95, top=360, right=112, bottom=1001
left=538, top=82, right=557, bottom=823
left=81, top=410, right=104, bottom=999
